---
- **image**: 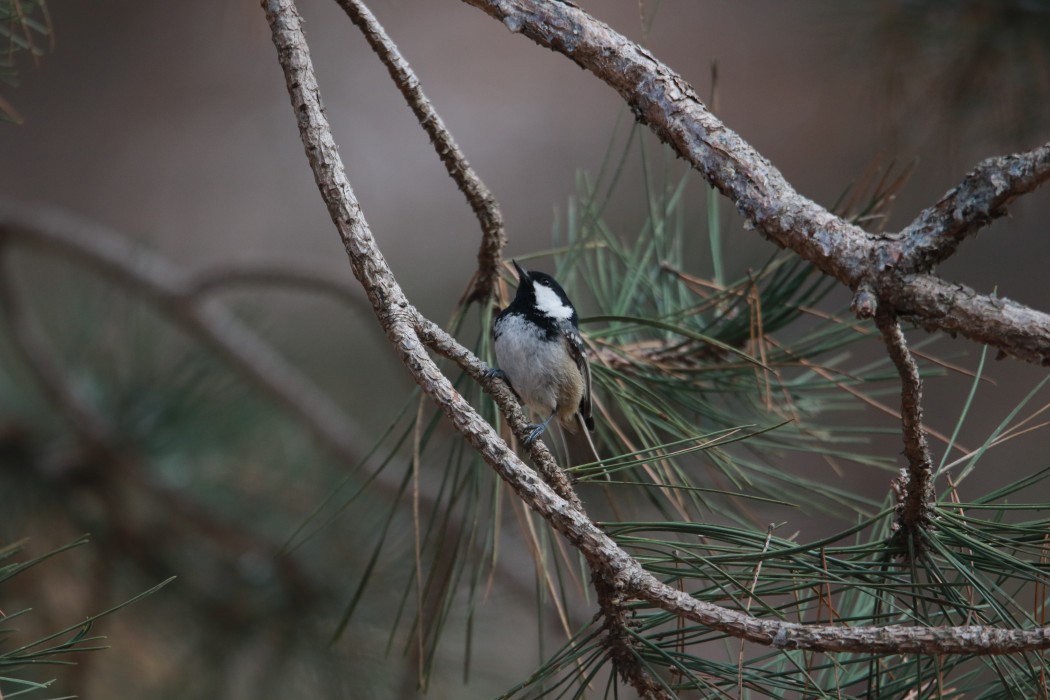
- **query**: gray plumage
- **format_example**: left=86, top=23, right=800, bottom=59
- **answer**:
left=487, top=261, right=594, bottom=446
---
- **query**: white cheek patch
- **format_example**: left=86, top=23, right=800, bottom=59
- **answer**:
left=534, top=285, right=574, bottom=320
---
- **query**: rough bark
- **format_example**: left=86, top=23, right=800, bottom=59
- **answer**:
left=876, top=307, right=935, bottom=538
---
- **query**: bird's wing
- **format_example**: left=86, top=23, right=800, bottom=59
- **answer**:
left=562, top=322, right=594, bottom=431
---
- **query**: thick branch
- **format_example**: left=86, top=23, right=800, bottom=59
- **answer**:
left=334, top=0, right=506, bottom=302
left=460, top=0, right=1050, bottom=365
left=896, top=142, right=1050, bottom=270
left=882, top=273, right=1050, bottom=366
left=875, top=307, right=934, bottom=536
left=264, top=0, right=1050, bottom=657
left=461, top=0, right=872, bottom=279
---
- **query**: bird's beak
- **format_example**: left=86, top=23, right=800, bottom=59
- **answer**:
left=512, top=259, right=530, bottom=282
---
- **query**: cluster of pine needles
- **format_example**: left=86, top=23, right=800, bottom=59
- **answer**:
left=332, top=132, right=1050, bottom=697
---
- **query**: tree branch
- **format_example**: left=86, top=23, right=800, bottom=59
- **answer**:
left=263, top=0, right=1050, bottom=658
left=880, top=273, right=1050, bottom=366
left=875, top=307, right=934, bottom=539
left=459, top=0, right=1050, bottom=364
left=460, top=0, right=873, bottom=279
left=184, top=258, right=370, bottom=310
left=896, top=142, right=1050, bottom=270
left=334, top=0, right=506, bottom=303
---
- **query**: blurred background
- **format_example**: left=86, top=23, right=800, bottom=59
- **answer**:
left=1, top=1, right=1049, bottom=697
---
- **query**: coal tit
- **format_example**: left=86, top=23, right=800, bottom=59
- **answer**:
left=485, top=260, right=594, bottom=446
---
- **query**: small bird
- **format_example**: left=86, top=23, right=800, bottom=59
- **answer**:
left=485, top=260, right=595, bottom=447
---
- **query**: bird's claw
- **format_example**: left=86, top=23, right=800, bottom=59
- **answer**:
left=483, top=367, right=508, bottom=382
left=523, top=423, right=547, bottom=446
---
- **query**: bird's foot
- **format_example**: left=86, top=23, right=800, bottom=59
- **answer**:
left=523, top=422, right=547, bottom=446
left=483, top=367, right=508, bottom=382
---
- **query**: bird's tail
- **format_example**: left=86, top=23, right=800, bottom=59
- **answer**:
left=572, top=411, right=601, bottom=469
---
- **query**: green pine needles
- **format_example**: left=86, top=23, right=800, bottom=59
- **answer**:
left=328, top=126, right=1050, bottom=697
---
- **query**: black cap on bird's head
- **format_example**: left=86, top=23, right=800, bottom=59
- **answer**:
left=509, top=259, right=577, bottom=323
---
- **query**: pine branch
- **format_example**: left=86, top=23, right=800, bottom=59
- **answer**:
left=876, top=307, right=935, bottom=543
left=262, top=0, right=1050, bottom=660
left=334, top=0, right=506, bottom=303
left=897, top=142, right=1050, bottom=270
left=458, top=0, right=1050, bottom=365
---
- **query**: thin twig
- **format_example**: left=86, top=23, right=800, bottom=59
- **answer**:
left=875, top=307, right=935, bottom=539
left=334, top=0, right=506, bottom=303
left=325, top=2, right=668, bottom=685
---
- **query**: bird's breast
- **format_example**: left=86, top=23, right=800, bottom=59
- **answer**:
left=493, top=314, right=582, bottom=421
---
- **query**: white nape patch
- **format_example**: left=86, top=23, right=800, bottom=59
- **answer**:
left=534, top=285, right=574, bottom=320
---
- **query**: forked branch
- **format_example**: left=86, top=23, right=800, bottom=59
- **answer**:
left=263, top=0, right=1050, bottom=660
left=459, top=0, right=1050, bottom=364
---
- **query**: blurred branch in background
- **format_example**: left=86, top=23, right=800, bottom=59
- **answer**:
left=0, top=0, right=52, bottom=123
left=0, top=204, right=376, bottom=466
left=0, top=203, right=544, bottom=696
